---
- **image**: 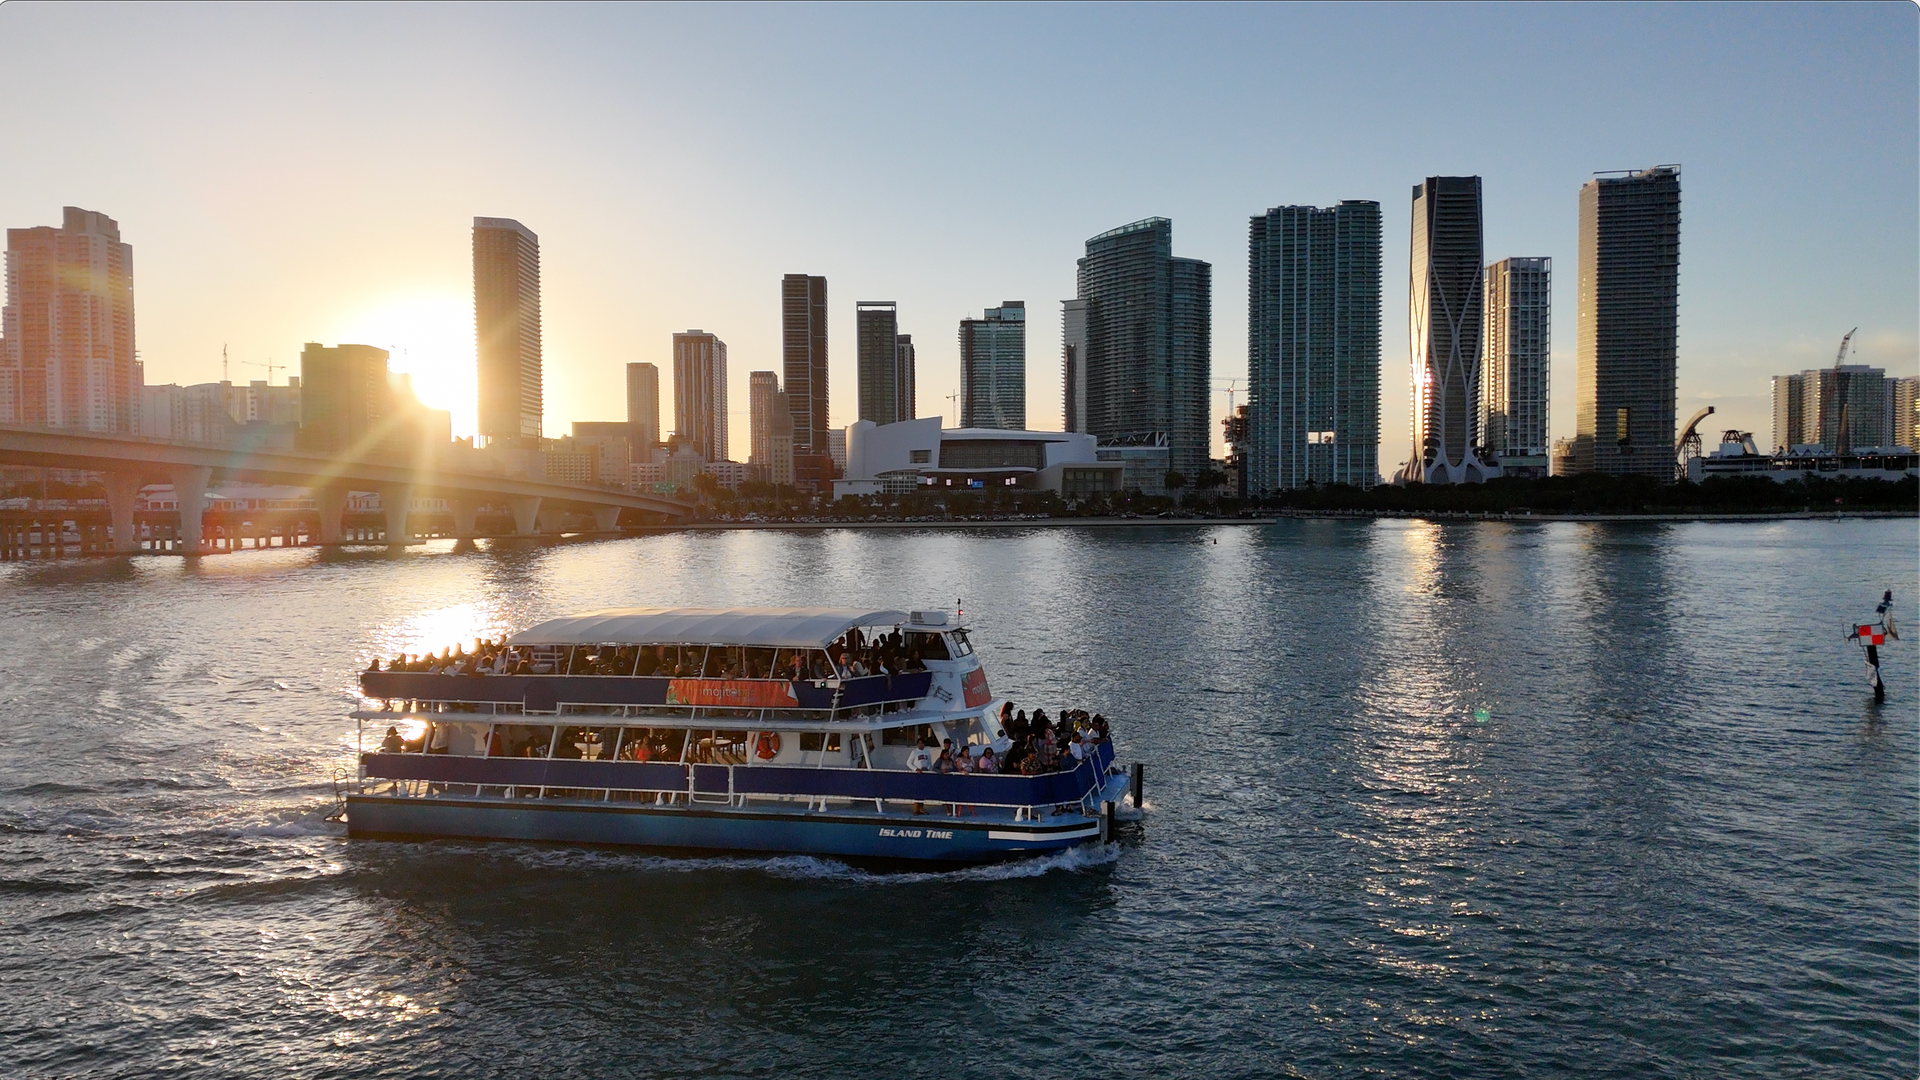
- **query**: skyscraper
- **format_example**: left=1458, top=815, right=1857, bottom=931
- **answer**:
left=749, top=370, right=780, bottom=466
left=857, top=301, right=913, bottom=426
left=1481, top=256, right=1552, bottom=476
left=473, top=217, right=542, bottom=447
left=782, top=274, right=829, bottom=452
left=626, top=362, right=659, bottom=459
left=895, top=335, right=916, bottom=422
left=296, top=343, right=389, bottom=455
left=1076, top=218, right=1212, bottom=481
left=1246, top=200, right=1381, bottom=492
left=1888, top=375, right=1919, bottom=450
left=2, top=207, right=136, bottom=432
left=959, top=301, right=1027, bottom=430
left=1771, top=373, right=1804, bottom=453
left=672, top=330, right=728, bottom=462
left=1573, top=166, right=1681, bottom=478
left=1404, top=176, right=1494, bottom=484
left=1061, top=298, right=1088, bottom=433
left=1773, top=363, right=1887, bottom=453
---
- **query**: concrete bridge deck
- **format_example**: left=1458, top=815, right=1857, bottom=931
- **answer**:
left=0, top=425, right=694, bottom=555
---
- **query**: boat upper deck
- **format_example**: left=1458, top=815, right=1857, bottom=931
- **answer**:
left=359, top=604, right=988, bottom=726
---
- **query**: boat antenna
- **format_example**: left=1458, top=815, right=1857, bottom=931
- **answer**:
left=956, top=597, right=963, bottom=619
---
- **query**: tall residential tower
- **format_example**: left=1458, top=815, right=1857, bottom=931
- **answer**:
left=672, top=330, right=728, bottom=462
left=2, top=207, right=137, bottom=432
left=1061, top=298, right=1088, bottom=433
left=473, top=217, right=542, bottom=446
left=626, top=362, right=659, bottom=459
left=1481, top=257, right=1552, bottom=475
left=1246, top=200, right=1381, bottom=492
left=857, top=301, right=914, bottom=426
left=959, top=301, right=1026, bottom=430
left=1572, top=166, right=1681, bottom=478
left=1076, top=218, right=1212, bottom=482
left=782, top=274, right=829, bottom=453
left=1404, top=176, right=1495, bottom=484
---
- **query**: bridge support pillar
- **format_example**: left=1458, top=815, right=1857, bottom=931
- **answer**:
left=592, top=505, right=621, bottom=532
left=508, top=496, right=541, bottom=537
left=168, top=466, right=212, bottom=556
left=380, top=485, right=414, bottom=546
left=316, top=485, right=347, bottom=544
left=102, top=471, right=143, bottom=554
left=451, top=498, right=481, bottom=540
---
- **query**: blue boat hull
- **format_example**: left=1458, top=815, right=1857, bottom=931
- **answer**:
left=345, top=794, right=1104, bottom=863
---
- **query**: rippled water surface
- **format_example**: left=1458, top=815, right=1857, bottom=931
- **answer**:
left=1, top=519, right=1915, bottom=1078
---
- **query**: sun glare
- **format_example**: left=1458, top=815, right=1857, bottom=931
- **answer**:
left=334, top=295, right=476, bottom=438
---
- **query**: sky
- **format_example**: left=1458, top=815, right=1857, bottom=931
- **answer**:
left=1, top=2, right=1914, bottom=467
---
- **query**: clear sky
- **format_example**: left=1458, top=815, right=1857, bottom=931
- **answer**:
left=2, top=2, right=1913, bottom=465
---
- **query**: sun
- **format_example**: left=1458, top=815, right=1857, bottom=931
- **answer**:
left=333, top=295, right=477, bottom=439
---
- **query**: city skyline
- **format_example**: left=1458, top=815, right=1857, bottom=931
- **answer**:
left=0, top=5, right=1912, bottom=467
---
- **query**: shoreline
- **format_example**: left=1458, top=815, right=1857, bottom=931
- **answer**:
left=646, top=508, right=1916, bottom=533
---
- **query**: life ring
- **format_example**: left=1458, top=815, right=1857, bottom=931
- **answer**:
left=755, top=732, right=781, bottom=760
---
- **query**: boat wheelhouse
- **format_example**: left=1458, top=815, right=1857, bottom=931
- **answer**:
left=345, top=606, right=1133, bottom=863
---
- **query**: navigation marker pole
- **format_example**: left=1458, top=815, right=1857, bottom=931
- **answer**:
left=1847, top=591, right=1898, bottom=702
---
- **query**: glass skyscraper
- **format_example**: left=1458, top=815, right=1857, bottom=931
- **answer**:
left=1404, top=177, right=1495, bottom=484
left=1573, top=166, right=1680, bottom=479
left=1246, top=200, right=1381, bottom=492
left=1076, top=218, right=1212, bottom=481
left=473, top=216, right=542, bottom=447
left=959, top=301, right=1026, bottom=430
left=1060, top=298, right=1088, bottom=434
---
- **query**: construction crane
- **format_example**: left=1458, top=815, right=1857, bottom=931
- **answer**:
left=242, top=359, right=286, bottom=383
left=1834, top=328, right=1858, bottom=368
left=1212, top=378, right=1243, bottom=412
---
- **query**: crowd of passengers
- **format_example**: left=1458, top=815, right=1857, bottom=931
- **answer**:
left=368, top=626, right=942, bottom=681
left=373, top=705, right=1112, bottom=776
left=949, top=706, right=1110, bottom=776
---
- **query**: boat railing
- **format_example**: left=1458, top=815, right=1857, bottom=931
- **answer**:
left=358, top=669, right=936, bottom=719
left=356, top=741, right=1116, bottom=817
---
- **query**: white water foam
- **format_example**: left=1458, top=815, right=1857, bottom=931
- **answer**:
left=495, top=840, right=1121, bottom=884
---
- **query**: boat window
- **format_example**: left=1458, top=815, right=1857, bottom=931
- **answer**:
left=488, top=723, right=557, bottom=757
left=906, top=631, right=950, bottom=661
left=799, top=732, right=843, bottom=752
left=880, top=723, right=941, bottom=747
left=695, top=730, right=749, bottom=764
left=528, top=645, right=568, bottom=674
left=744, top=646, right=775, bottom=679
left=949, top=629, right=974, bottom=657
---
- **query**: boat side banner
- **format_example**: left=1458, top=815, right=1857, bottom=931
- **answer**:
left=666, top=679, right=801, bottom=708
left=961, top=668, right=991, bottom=708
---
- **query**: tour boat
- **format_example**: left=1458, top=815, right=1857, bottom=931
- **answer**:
left=345, top=607, right=1136, bottom=863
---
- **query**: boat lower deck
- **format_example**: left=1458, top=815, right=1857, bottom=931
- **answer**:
left=345, top=788, right=1109, bottom=863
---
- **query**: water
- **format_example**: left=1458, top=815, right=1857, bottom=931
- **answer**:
left=1, top=520, right=1914, bottom=1078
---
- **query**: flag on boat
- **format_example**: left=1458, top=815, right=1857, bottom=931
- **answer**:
left=1853, top=625, right=1886, bottom=646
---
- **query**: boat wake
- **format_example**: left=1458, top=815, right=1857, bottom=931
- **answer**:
left=500, top=840, right=1121, bottom=883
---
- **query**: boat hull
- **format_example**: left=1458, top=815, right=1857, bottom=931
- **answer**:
left=345, top=793, right=1103, bottom=863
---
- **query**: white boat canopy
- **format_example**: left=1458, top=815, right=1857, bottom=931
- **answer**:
left=506, top=607, right=913, bottom=649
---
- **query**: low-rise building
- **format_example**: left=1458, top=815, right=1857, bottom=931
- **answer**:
left=837, top=418, right=1123, bottom=499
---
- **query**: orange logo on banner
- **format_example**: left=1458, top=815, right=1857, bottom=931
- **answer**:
left=961, top=667, right=991, bottom=708
left=667, top=679, right=802, bottom=708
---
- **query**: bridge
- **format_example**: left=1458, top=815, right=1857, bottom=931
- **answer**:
left=0, top=425, right=694, bottom=555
